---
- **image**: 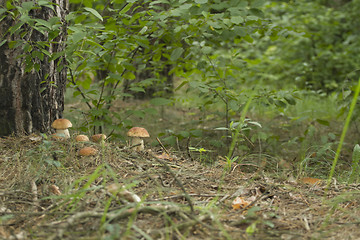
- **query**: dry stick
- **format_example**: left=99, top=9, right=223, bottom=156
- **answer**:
left=156, top=137, right=171, bottom=155
left=151, top=193, right=225, bottom=201
left=154, top=139, right=194, bottom=214
left=55, top=205, right=180, bottom=228
left=186, top=137, right=194, bottom=161
left=1, top=211, right=73, bottom=217
left=129, top=143, right=142, bottom=150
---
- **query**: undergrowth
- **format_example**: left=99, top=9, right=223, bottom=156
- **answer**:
left=1, top=89, right=359, bottom=239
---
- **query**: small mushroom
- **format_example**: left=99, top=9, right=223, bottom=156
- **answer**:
left=91, top=134, right=107, bottom=143
left=78, top=147, right=98, bottom=156
left=75, top=134, right=89, bottom=142
left=49, top=184, right=62, bottom=195
left=106, top=183, right=141, bottom=203
left=127, top=127, right=150, bottom=151
left=51, top=119, right=72, bottom=139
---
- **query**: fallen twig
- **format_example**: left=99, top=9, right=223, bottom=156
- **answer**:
left=156, top=137, right=171, bottom=155
left=151, top=193, right=226, bottom=202
left=48, top=204, right=183, bottom=228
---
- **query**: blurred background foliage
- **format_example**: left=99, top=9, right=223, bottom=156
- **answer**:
left=250, top=0, right=360, bottom=92
left=62, top=0, right=360, bottom=167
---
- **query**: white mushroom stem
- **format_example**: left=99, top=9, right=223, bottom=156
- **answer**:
left=131, top=137, right=144, bottom=151
left=54, top=129, right=70, bottom=139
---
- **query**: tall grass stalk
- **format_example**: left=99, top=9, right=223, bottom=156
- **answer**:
left=227, top=94, right=254, bottom=159
left=327, top=77, right=360, bottom=189
left=349, top=144, right=360, bottom=183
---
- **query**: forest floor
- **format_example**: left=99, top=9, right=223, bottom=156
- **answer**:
left=1, top=133, right=360, bottom=240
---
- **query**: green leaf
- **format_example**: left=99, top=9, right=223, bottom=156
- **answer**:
left=0, top=8, right=7, bottom=16
left=71, top=31, right=86, bottom=43
left=195, top=0, right=208, bottom=3
left=0, top=40, right=6, bottom=47
left=175, top=80, right=188, bottom=91
left=32, top=51, right=44, bottom=61
left=234, top=26, right=247, bottom=37
left=316, top=119, right=330, bottom=126
left=120, top=2, right=134, bottom=14
left=248, top=8, right=264, bottom=18
left=139, top=26, right=148, bottom=34
left=274, top=100, right=286, bottom=108
left=190, top=129, right=202, bottom=137
left=123, top=71, right=135, bottom=80
left=230, top=16, right=244, bottom=25
left=132, top=110, right=145, bottom=118
left=35, top=19, right=52, bottom=29
left=250, top=0, right=265, bottom=8
left=179, top=4, right=192, bottom=10
left=21, top=1, right=35, bottom=11
left=178, top=131, right=190, bottom=138
left=243, top=35, right=253, bottom=43
left=38, top=1, right=54, bottom=10
left=81, top=78, right=92, bottom=90
left=229, top=100, right=239, bottom=111
left=284, top=96, right=296, bottom=105
left=45, top=159, right=61, bottom=167
left=84, top=7, right=103, bottom=21
left=248, top=121, right=262, bottom=128
left=150, top=97, right=172, bottom=106
left=153, top=50, right=162, bottom=62
left=214, top=127, right=229, bottom=131
left=129, top=87, right=145, bottom=93
left=9, top=21, right=24, bottom=35
left=170, top=47, right=184, bottom=61
left=34, top=63, right=40, bottom=72
left=202, top=46, right=212, bottom=54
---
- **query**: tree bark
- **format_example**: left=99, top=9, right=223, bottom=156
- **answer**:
left=0, top=0, right=68, bottom=136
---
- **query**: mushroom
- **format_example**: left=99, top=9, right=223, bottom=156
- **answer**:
left=127, top=127, right=150, bottom=151
left=75, top=134, right=89, bottom=142
left=51, top=119, right=72, bottom=139
left=49, top=184, right=62, bottom=195
left=78, top=147, right=98, bottom=156
left=106, top=183, right=141, bottom=203
left=91, top=134, right=107, bottom=143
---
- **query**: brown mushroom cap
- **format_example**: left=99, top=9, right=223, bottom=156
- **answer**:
left=52, top=119, right=72, bottom=129
left=75, top=135, right=89, bottom=142
left=127, top=127, right=150, bottom=138
left=79, top=147, right=98, bottom=156
left=91, top=134, right=107, bottom=143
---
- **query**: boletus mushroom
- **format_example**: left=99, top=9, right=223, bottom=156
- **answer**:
left=78, top=147, right=98, bottom=156
left=91, top=134, right=107, bottom=143
left=127, top=127, right=150, bottom=151
left=51, top=118, right=72, bottom=139
left=75, top=134, right=89, bottom=142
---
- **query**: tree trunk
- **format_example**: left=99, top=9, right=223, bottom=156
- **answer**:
left=0, top=0, right=68, bottom=136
